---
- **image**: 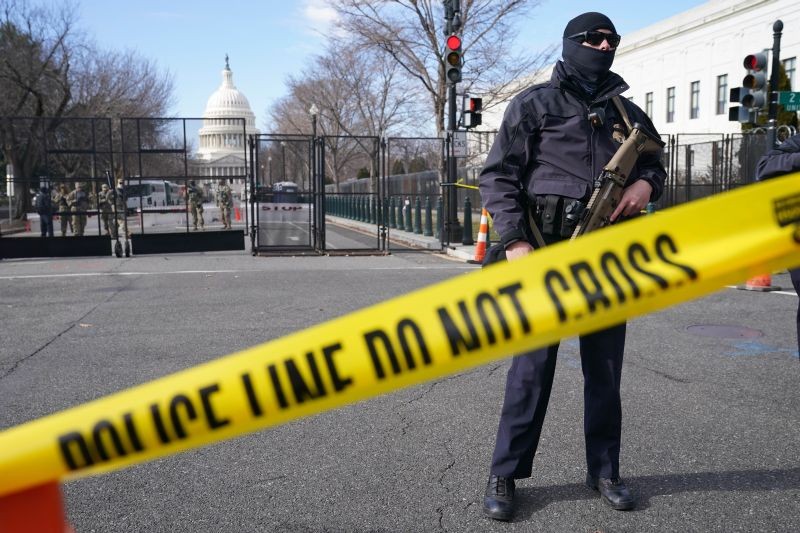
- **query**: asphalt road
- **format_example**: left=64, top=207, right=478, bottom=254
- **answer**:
left=0, top=252, right=797, bottom=532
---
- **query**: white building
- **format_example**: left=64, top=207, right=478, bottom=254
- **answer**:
left=484, top=0, right=800, bottom=139
left=190, top=56, right=260, bottom=194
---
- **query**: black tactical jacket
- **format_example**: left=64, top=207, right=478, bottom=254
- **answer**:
left=479, top=61, right=667, bottom=247
left=756, top=133, right=800, bottom=180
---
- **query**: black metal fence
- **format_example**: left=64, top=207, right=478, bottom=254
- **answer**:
left=1, top=115, right=777, bottom=257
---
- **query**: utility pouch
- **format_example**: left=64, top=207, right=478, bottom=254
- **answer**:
left=535, top=194, right=561, bottom=235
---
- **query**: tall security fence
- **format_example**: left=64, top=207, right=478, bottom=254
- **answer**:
left=1, top=117, right=779, bottom=258
left=1, top=116, right=247, bottom=258
left=323, top=130, right=775, bottom=249
left=659, top=132, right=771, bottom=208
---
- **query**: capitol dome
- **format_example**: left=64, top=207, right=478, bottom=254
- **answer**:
left=196, top=56, right=260, bottom=159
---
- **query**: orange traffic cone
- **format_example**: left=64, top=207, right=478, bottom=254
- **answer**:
left=0, top=482, right=74, bottom=533
left=738, top=273, right=781, bottom=292
left=234, top=205, right=241, bottom=221
left=469, top=208, right=490, bottom=264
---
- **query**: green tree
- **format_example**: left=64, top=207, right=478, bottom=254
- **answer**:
left=391, top=159, right=406, bottom=175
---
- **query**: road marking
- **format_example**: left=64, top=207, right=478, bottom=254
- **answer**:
left=0, top=265, right=473, bottom=280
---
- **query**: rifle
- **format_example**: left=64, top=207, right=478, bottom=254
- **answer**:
left=570, top=122, right=665, bottom=239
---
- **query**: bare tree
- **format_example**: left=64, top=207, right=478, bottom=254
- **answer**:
left=0, top=0, right=75, bottom=213
left=269, top=43, right=410, bottom=191
left=331, top=0, right=554, bottom=135
left=0, top=0, right=175, bottom=218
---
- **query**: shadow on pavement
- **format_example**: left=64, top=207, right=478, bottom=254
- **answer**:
left=513, top=466, right=800, bottom=519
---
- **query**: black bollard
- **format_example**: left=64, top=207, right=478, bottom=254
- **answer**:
left=424, top=196, right=433, bottom=236
left=397, top=197, right=405, bottom=230
left=414, top=197, right=423, bottom=234
left=462, top=196, right=474, bottom=245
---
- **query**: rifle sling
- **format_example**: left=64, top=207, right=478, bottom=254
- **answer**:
left=610, top=96, right=633, bottom=134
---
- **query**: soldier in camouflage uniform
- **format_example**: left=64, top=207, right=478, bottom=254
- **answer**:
left=98, top=183, right=113, bottom=235
left=54, top=184, right=72, bottom=236
left=216, top=179, right=233, bottom=229
left=187, top=181, right=204, bottom=230
left=67, top=182, right=90, bottom=236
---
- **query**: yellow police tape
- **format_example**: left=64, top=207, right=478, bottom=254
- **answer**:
left=0, top=174, right=798, bottom=498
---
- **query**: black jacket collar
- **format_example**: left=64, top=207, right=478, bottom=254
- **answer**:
left=551, top=61, right=629, bottom=104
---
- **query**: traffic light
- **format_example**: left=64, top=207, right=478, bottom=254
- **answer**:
left=742, top=52, right=769, bottom=109
left=463, top=97, right=482, bottom=128
left=445, top=34, right=462, bottom=84
left=728, top=52, right=769, bottom=123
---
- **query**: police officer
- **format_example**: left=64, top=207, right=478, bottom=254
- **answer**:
left=756, top=133, right=800, bottom=351
left=479, top=12, right=666, bottom=521
left=187, top=180, right=204, bottom=231
left=34, top=186, right=54, bottom=237
left=216, top=179, right=233, bottom=229
left=54, top=184, right=72, bottom=236
left=112, top=178, right=129, bottom=239
left=97, top=183, right=113, bottom=235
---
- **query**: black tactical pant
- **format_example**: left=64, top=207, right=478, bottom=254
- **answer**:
left=791, top=268, right=800, bottom=350
left=489, top=227, right=627, bottom=481
left=489, top=323, right=626, bottom=480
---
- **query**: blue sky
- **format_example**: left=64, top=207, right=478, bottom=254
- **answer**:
left=75, top=0, right=708, bottom=126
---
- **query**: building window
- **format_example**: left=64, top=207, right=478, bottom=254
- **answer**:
left=784, top=57, right=796, bottom=90
left=690, top=81, right=700, bottom=119
left=716, top=75, right=728, bottom=115
left=645, top=92, right=653, bottom=118
left=666, top=87, right=675, bottom=123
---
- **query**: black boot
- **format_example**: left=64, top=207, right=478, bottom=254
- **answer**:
left=586, top=474, right=636, bottom=510
left=483, top=475, right=515, bottom=521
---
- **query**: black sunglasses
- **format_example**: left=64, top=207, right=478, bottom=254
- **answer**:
left=568, top=30, right=621, bottom=48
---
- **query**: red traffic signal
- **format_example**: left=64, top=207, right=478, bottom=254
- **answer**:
left=743, top=53, right=768, bottom=71
left=463, top=97, right=483, bottom=128
left=469, top=97, right=482, bottom=113
left=444, top=34, right=462, bottom=84
left=446, top=35, right=461, bottom=50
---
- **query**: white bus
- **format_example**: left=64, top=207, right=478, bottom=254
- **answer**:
left=125, top=180, right=183, bottom=209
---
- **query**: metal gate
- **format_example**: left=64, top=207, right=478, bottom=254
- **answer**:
left=249, top=133, right=320, bottom=255
left=250, top=133, right=386, bottom=255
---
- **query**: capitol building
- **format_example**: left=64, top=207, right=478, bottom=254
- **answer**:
left=189, top=56, right=259, bottom=196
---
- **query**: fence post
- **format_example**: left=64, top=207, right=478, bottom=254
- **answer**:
left=436, top=196, right=443, bottom=239
left=462, top=196, right=474, bottom=245
left=423, top=196, right=433, bottom=236
left=389, top=196, right=397, bottom=228
left=404, top=199, right=413, bottom=232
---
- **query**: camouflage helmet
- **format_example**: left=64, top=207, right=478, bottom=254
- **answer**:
left=101, top=184, right=109, bottom=191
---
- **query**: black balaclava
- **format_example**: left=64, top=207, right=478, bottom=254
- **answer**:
left=561, top=12, right=617, bottom=88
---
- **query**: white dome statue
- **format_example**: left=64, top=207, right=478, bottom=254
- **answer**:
left=197, top=55, right=260, bottom=159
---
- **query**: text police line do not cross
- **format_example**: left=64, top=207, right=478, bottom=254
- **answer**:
left=0, top=174, right=798, bottom=498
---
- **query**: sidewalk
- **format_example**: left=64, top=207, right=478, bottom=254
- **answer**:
left=327, top=216, right=478, bottom=262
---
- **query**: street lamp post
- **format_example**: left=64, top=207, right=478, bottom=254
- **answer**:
left=309, top=103, right=318, bottom=192
left=280, top=141, right=287, bottom=183
left=267, top=156, right=273, bottom=186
